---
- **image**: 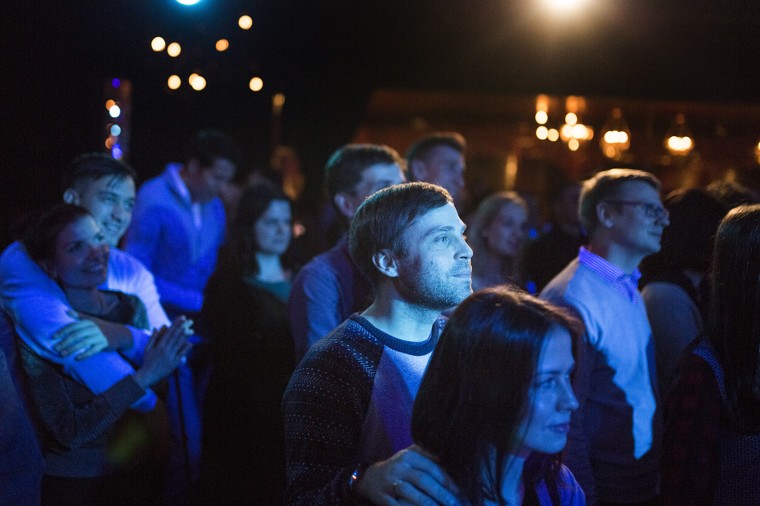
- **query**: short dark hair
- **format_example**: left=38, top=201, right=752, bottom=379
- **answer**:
left=24, top=203, right=92, bottom=265
left=224, top=181, right=292, bottom=277
left=61, top=152, right=137, bottom=193
left=708, top=204, right=760, bottom=430
left=184, top=129, right=240, bottom=170
left=349, top=182, right=452, bottom=290
left=412, top=286, right=582, bottom=505
left=405, top=132, right=466, bottom=182
left=579, top=168, right=661, bottom=236
left=323, top=144, right=404, bottom=200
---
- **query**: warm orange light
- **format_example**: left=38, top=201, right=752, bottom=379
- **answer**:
left=536, top=126, right=549, bottom=140
left=215, top=39, right=229, bottom=51
left=189, top=73, right=206, bottom=91
left=565, top=112, right=577, bottom=126
left=272, top=93, right=286, bottom=108
left=105, top=99, right=116, bottom=110
left=568, top=139, right=580, bottom=151
left=548, top=129, right=560, bottom=142
left=666, top=136, right=693, bottom=154
left=167, top=75, right=181, bottom=90
left=151, top=37, right=166, bottom=52
left=239, top=15, right=253, bottom=30
left=249, top=77, right=264, bottom=92
left=535, top=111, right=548, bottom=125
left=167, top=42, right=181, bottom=57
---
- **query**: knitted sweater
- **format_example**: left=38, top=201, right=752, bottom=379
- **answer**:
left=19, top=292, right=150, bottom=478
left=282, top=314, right=443, bottom=505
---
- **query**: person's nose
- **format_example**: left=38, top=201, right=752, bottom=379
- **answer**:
left=458, top=235, right=473, bottom=260
left=111, top=202, right=125, bottom=222
left=88, top=243, right=108, bottom=261
left=560, top=378, right=579, bottom=412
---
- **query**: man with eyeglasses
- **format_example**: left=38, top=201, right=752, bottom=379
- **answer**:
left=541, top=168, right=670, bottom=506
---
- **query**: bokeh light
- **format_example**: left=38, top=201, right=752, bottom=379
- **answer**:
left=189, top=73, right=206, bottom=91
left=249, top=77, right=264, bottom=91
left=167, top=75, right=182, bottom=90
left=239, top=15, right=253, bottom=30
left=216, top=39, right=229, bottom=51
left=167, top=42, right=182, bottom=57
left=151, top=37, right=166, bottom=52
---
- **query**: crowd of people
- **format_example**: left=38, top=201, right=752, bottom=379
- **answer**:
left=1, top=127, right=760, bottom=506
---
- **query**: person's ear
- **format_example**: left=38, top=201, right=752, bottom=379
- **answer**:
left=596, top=202, right=615, bottom=229
left=334, top=192, right=357, bottom=219
left=62, top=189, right=80, bottom=205
left=371, top=249, right=399, bottom=278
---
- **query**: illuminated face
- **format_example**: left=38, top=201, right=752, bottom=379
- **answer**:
left=517, top=327, right=578, bottom=457
left=46, top=215, right=110, bottom=290
left=254, top=199, right=292, bottom=256
left=74, top=176, right=135, bottom=247
left=186, top=157, right=236, bottom=203
left=394, top=203, right=473, bottom=311
left=483, top=202, right=528, bottom=259
left=340, top=163, right=406, bottom=218
left=606, top=180, right=670, bottom=259
left=413, top=145, right=465, bottom=201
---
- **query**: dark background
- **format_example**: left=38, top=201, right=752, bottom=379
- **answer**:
left=3, top=0, right=760, bottom=242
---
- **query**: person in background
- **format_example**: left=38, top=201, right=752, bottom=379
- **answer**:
left=287, top=144, right=405, bottom=361
left=124, top=129, right=240, bottom=498
left=663, top=204, right=760, bottom=504
left=406, top=132, right=467, bottom=207
left=639, top=188, right=727, bottom=397
left=521, top=180, right=585, bottom=294
left=200, top=181, right=295, bottom=504
left=20, top=204, right=191, bottom=504
left=124, top=129, right=239, bottom=319
left=541, top=169, right=668, bottom=505
left=282, top=182, right=471, bottom=505
left=412, top=287, right=584, bottom=505
left=467, top=191, right=529, bottom=291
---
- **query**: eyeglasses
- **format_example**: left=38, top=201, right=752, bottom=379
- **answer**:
left=605, top=200, right=669, bottom=220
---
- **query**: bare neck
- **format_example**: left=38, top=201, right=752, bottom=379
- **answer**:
left=361, top=290, right=441, bottom=343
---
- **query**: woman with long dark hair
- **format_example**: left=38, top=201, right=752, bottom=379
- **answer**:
left=20, top=204, right=191, bottom=504
left=412, top=287, right=585, bottom=505
left=663, top=204, right=760, bottom=504
left=200, top=180, right=296, bottom=503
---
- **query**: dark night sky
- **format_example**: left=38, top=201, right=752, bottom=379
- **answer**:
left=2, top=0, right=760, bottom=241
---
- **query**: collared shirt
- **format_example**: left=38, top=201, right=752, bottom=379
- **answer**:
left=578, top=246, right=641, bottom=303
left=167, top=163, right=203, bottom=230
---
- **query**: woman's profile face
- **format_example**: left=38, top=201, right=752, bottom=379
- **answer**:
left=483, top=203, right=528, bottom=259
left=254, top=199, right=292, bottom=256
left=516, top=326, right=578, bottom=457
left=46, top=215, right=109, bottom=289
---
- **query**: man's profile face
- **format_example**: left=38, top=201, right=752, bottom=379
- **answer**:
left=393, top=202, right=473, bottom=311
left=187, top=157, right=236, bottom=203
left=74, top=175, right=136, bottom=247
left=606, top=180, right=669, bottom=259
left=413, top=145, right=465, bottom=202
